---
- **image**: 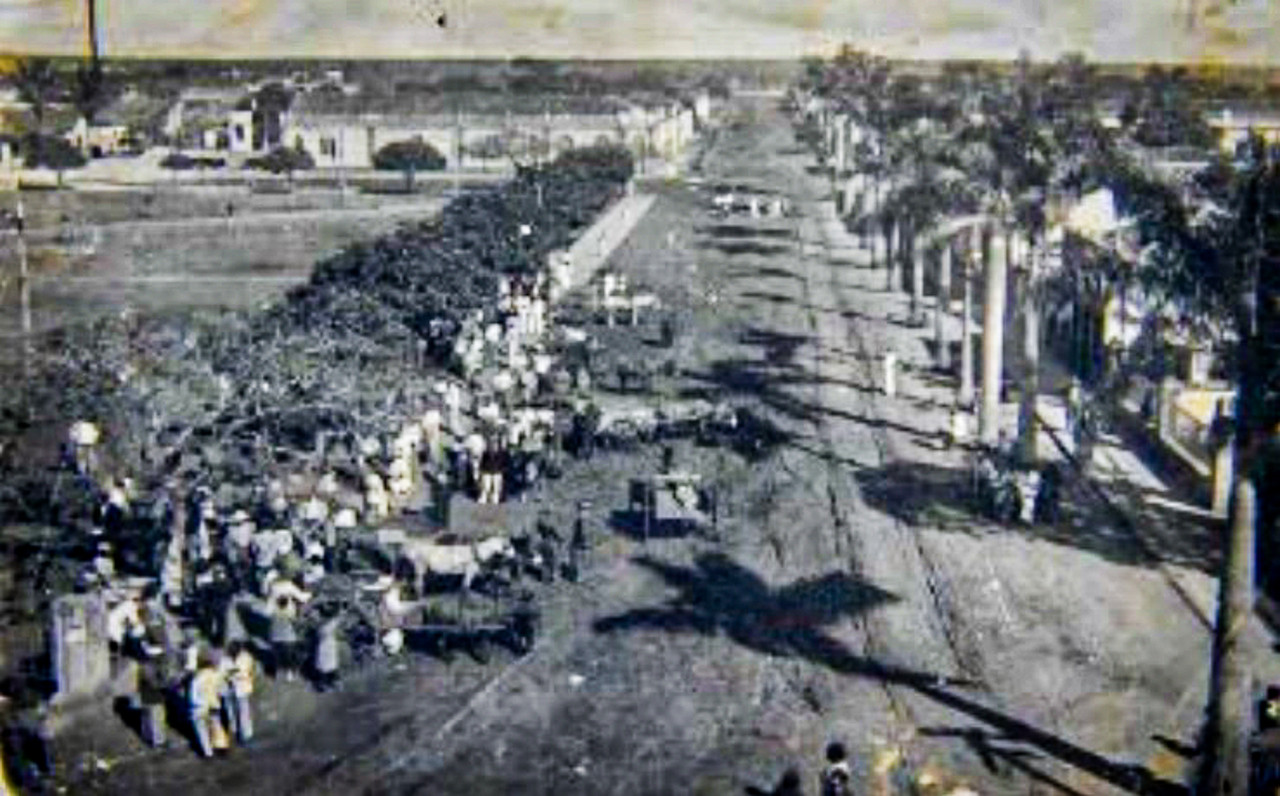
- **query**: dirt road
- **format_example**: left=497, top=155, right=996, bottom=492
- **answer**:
left=61, top=97, right=1269, bottom=796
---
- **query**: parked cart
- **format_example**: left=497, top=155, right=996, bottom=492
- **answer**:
left=628, top=472, right=719, bottom=541
left=405, top=586, right=538, bottom=663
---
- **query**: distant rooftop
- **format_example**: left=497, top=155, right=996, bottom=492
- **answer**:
left=289, top=90, right=685, bottom=120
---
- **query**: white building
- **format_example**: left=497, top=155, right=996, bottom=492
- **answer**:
left=284, top=92, right=698, bottom=170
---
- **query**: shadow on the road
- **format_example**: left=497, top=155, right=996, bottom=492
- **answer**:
left=851, top=457, right=1220, bottom=576
left=738, top=326, right=811, bottom=367
left=919, top=726, right=1095, bottom=796
left=699, top=240, right=795, bottom=258
left=725, top=266, right=805, bottom=283
left=594, top=552, right=900, bottom=658
left=736, top=289, right=912, bottom=329
left=594, top=552, right=1186, bottom=796
left=698, top=224, right=796, bottom=240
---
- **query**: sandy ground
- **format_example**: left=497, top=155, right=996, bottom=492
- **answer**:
left=50, top=97, right=1279, bottom=796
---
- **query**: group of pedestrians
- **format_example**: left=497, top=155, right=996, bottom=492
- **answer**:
left=186, top=643, right=257, bottom=758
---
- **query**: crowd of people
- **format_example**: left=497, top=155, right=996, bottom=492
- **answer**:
left=22, top=248, right=635, bottom=770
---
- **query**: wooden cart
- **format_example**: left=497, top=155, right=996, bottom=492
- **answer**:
left=628, top=472, right=719, bottom=542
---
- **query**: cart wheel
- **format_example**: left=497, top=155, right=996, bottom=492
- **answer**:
left=470, top=635, right=491, bottom=664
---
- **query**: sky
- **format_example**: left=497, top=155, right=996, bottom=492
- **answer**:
left=0, top=0, right=1278, bottom=64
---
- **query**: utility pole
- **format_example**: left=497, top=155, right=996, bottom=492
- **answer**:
left=86, top=0, right=100, bottom=62
left=1202, top=479, right=1257, bottom=796
left=16, top=198, right=31, bottom=421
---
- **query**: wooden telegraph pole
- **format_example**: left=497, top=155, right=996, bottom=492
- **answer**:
left=16, top=198, right=32, bottom=421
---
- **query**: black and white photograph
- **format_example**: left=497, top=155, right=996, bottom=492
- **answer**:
left=0, top=1, right=1279, bottom=793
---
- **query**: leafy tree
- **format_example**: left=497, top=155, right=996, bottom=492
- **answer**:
left=1123, top=64, right=1216, bottom=150
left=21, top=133, right=86, bottom=185
left=244, top=146, right=315, bottom=185
left=372, top=137, right=447, bottom=190
left=13, top=57, right=60, bottom=132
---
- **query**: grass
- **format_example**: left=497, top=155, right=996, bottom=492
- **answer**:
left=0, top=200, right=445, bottom=336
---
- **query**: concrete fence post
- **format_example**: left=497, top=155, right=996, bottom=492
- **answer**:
left=1212, top=439, right=1235, bottom=519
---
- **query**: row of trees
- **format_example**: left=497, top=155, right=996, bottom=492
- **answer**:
left=799, top=47, right=1279, bottom=795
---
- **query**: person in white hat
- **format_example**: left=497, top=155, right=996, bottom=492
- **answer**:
left=67, top=420, right=101, bottom=477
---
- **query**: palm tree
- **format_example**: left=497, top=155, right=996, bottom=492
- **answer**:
left=14, top=57, right=59, bottom=134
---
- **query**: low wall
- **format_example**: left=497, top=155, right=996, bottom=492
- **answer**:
left=561, top=191, right=656, bottom=292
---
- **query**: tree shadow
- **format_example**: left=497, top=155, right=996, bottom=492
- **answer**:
left=725, top=266, right=804, bottom=283
left=850, top=457, right=1220, bottom=577
left=737, top=326, right=811, bottom=367
left=699, top=224, right=796, bottom=241
left=593, top=552, right=901, bottom=659
left=699, top=240, right=795, bottom=257
left=593, top=552, right=1185, bottom=796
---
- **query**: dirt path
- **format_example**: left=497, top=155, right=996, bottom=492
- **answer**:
left=56, top=97, right=1264, bottom=796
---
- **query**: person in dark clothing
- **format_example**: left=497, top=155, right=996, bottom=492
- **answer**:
left=478, top=442, right=505, bottom=505
left=536, top=519, right=560, bottom=583
left=820, top=742, right=852, bottom=796
left=136, top=655, right=171, bottom=748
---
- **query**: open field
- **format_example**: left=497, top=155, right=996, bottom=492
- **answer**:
left=41, top=96, right=1279, bottom=796
left=0, top=197, right=446, bottom=339
left=0, top=178, right=493, bottom=230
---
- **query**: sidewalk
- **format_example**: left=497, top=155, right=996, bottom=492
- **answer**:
left=812, top=194, right=1280, bottom=709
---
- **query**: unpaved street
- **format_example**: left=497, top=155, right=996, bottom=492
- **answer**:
left=63, top=96, right=1269, bottom=796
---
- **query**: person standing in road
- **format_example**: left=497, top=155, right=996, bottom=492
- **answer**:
left=188, top=655, right=228, bottom=758
left=221, top=641, right=256, bottom=745
left=266, top=575, right=311, bottom=682
left=478, top=439, right=504, bottom=505
left=137, top=653, right=170, bottom=749
left=820, top=742, right=852, bottom=796
left=313, top=612, right=342, bottom=692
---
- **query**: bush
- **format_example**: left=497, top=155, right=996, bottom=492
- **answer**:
left=243, top=146, right=315, bottom=175
left=160, top=152, right=196, bottom=170
left=21, top=134, right=87, bottom=172
left=372, top=138, right=448, bottom=173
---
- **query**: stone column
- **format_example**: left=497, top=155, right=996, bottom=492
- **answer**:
left=910, top=230, right=926, bottom=325
left=1017, top=240, right=1041, bottom=465
left=980, top=226, right=1008, bottom=445
left=959, top=226, right=977, bottom=408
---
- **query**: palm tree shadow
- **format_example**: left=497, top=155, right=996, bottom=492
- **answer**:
left=594, top=552, right=1186, bottom=796
left=594, top=552, right=901, bottom=658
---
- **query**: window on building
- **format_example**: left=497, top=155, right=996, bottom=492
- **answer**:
left=234, top=125, right=245, bottom=142
left=320, top=137, right=337, bottom=157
